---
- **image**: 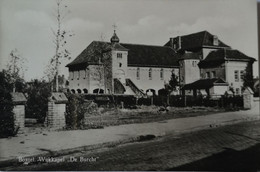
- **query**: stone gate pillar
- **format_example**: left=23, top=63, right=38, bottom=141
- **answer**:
left=46, top=93, right=68, bottom=129
left=11, top=92, right=27, bottom=134
left=243, top=87, right=254, bottom=109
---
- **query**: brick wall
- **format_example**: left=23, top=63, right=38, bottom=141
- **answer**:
left=47, top=101, right=66, bottom=129
left=13, top=105, right=25, bottom=133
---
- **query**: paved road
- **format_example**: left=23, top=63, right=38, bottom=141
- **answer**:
left=4, top=120, right=260, bottom=171
left=0, top=100, right=259, bottom=162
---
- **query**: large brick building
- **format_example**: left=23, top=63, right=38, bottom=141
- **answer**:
left=66, top=30, right=255, bottom=97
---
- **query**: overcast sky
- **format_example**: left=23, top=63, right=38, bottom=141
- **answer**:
left=0, top=0, right=258, bottom=81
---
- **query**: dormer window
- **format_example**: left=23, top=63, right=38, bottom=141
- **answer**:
left=213, top=35, right=219, bottom=46
left=206, top=72, right=210, bottom=79
left=117, top=53, right=122, bottom=58
left=211, top=71, right=216, bottom=78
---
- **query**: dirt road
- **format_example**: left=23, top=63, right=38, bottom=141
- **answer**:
left=4, top=120, right=260, bottom=171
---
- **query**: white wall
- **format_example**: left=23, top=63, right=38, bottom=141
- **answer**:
left=127, top=66, right=179, bottom=94
left=68, top=68, right=90, bottom=93
left=225, top=61, right=248, bottom=95
left=69, top=64, right=106, bottom=93
left=112, top=50, right=128, bottom=84
left=209, top=85, right=228, bottom=96
left=180, top=59, right=200, bottom=85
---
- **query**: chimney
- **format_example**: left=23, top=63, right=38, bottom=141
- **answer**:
left=170, top=38, right=174, bottom=48
left=178, top=36, right=182, bottom=50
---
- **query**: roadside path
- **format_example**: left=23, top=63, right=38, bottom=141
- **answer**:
left=0, top=100, right=259, bottom=162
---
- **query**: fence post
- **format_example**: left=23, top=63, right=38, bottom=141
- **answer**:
left=121, top=101, right=124, bottom=109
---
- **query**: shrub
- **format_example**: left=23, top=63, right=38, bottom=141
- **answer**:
left=65, top=93, right=99, bottom=129
left=0, top=71, right=16, bottom=138
left=25, top=80, right=51, bottom=123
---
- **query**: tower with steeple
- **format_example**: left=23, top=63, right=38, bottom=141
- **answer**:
left=109, top=27, right=128, bottom=85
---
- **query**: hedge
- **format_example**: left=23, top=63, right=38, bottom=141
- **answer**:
left=0, top=71, right=16, bottom=138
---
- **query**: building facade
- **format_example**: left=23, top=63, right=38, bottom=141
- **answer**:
left=66, top=31, right=180, bottom=96
left=164, top=31, right=255, bottom=96
left=67, top=30, right=255, bottom=97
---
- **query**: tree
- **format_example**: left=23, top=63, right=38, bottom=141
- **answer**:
left=6, top=49, right=27, bottom=92
left=0, top=70, right=15, bottom=137
left=91, top=64, right=105, bottom=94
left=90, top=40, right=111, bottom=94
left=48, top=0, right=74, bottom=92
left=165, top=72, right=179, bottom=105
left=166, top=72, right=179, bottom=92
left=243, top=62, right=254, bottom=91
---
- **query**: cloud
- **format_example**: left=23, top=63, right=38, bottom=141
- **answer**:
left=14, top=10, right=54, bottom=28
left=167, top=16, right=240, bottom=36
left=65, top=18, right=104, bottom=32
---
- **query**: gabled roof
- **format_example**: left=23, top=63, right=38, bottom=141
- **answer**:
left=198, top=49, right=256, bottom=68
left=182, top=78, right=228, bottom=90
left=165, top=31, right=230, bottom=51
left=121, top=43, right=180, bottom=67
left=66, top=41, right=110, bottom=67
left=50, top=93, right=68, bottom=104
left=11, top=92, right=27, bottom=104
left=66, top=41, right=180, bottom=68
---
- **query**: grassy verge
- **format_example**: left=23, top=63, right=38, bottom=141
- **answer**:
left=84, top=106, right=229, bottom=129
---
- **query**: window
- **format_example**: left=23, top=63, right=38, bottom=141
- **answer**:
left=117, top=53, right=122, bottom=58
left=77, top=71, right=80, bottom=80
left=234, top=70, right=239, bottom=82
left=83, top=70, right=86, bottom=79
left=192, top=61, right=197, bottom=67
left=160, top=68, right=164, bottom=80
left=240, top=70, right=244, bottom=81
left=119, top=63, right=122, bottom=67
left=206, top=72, right=210, bottom=79
left=173, top=44, right=177, bottom=49
left=211, top=71, right=216, bottom=78
left=136, top=67, right=140, bottom=80
left=149, top=68, right=152, bottom=80
left=213, top=35, right=219, bottom=45
left=235, top=88, right=240, bottom=95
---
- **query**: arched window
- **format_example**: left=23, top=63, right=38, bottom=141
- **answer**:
left=137, top=67, right=140, bottom=79
left=77, top=89, right=81, bottom=94
left=71, top=89, right=75, bottom=94
left=160, top=68, right=164, bottom=80
left=149, top=68, right=152, bottom=80
left=93, top=88, right=104, bottom=94
left=83, top=89, right=88, bottom=93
